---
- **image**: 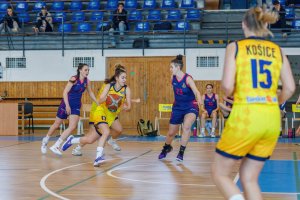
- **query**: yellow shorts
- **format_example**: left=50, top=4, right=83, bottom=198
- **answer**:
left=216, top=104, right=280, bottom=161
left=92, top=105, right=118, bottom=127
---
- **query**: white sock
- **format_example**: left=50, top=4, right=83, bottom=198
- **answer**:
left=229, top=194, right=245, bottom=200
left=201, top=128, right=205, bottom=133
left=54, top=138, right=63, bottom=147
left=42, top=135, right=50, bottom=144
left=71, top=137, right=80, bottom=144
left=211, top=128, right=215, bottom=133
left=96, top=147, right=104, bottom=158
left=75, top=145, right=81, bottom=150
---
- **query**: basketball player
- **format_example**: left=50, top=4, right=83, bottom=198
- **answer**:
left=200, top=84, right=219, bottom=137
left=62, top=64, right=132, bottom=167
left=219, top=96, right=234, bottom=119
left=41, top=63, right=98, bottom=156
left=211, top=6, right=295, bottom=200
left=158, top=55, right=201, bottom=162
left=296, top=86, right=300, bottom=134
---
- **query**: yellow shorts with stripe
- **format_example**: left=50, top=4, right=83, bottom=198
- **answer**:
left=90, top=105, right=118, bottom=127
left=216, top=104, right=280, bottom=161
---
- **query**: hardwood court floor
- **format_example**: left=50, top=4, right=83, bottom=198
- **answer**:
left=0, top=134, right=299, bottom=200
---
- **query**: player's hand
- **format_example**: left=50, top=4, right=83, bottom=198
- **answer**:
left=134, top=98, right=141, bottom=103
left=66, top=106, right=71, bottom=115
left=122, top=104, right=130, bottom=111
left=202, top=110, right=207, bottom=114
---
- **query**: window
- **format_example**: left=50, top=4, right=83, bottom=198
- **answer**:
left=6, top=57, right=26, bottom=68
left=73, top=57, right=94, bottom=68
left=196, top=56, right=219, bottom=68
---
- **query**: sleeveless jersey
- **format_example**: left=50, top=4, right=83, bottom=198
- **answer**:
left=234, top=37, right=282, bottom=105
left=61, top=77, right=88, bottom=107
left=172, top=73, right=197, bottom=110
left=204, top=93, right=218, bottom=110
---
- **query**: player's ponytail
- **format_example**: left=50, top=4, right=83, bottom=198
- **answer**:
left=105, top=64, right=127, bottom=84
left=243, top=5, right=277, bottom=37
left=171, top=54, right=184, bottom=70
left=70, top=63, right=88, bottom=83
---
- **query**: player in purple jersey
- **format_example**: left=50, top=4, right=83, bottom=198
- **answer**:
left=219, top=96, right=234, bottom=119
left=200, top=84, right=219, bottom=137
left=158, top=55, right=201, bottom=162
left=41, top=63, right=97, bottom=156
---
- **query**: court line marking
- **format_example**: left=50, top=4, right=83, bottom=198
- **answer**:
left=107, top=164, right=215, bottom=187
left=39, top=149, right=152, bottom=200
left=293, top=152, right=300, bottom=200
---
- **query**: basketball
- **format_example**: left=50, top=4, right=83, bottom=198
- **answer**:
left=106, top=94, right=122, bottom=112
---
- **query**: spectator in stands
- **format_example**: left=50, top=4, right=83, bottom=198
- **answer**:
left=271, top=0, right=290, bottom=37
left=33, top=6, right=53, bottom=33
left=108, top=3, right=128, bottom=48
left=0, top=7, right=20, bottom=34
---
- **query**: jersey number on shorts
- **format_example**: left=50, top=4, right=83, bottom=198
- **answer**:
left=251, top=59, right=272, bottom=89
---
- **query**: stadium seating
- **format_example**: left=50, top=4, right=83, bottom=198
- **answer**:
left=135, top=21, right=150, bottom=31
left=96, top=22, right=109, bottom=31
left=285, top=7, right=295, bottom=19
left=106, top=0, right=118, bottom=10
left=53, top=12, right=67, bottom=23
left=162, top=0, right=175, bottom=8
left=125, top=0, right=138, bottom=9
left=77, top=22, right=91, bottom=32
left=180, top=0, right=195, bottom=8
left=16, top=2, right=28, bottom=13
left=32, top=2, right=46, bottom=11
left=0, top=2, right=8, bottom=12
left=186, top=9, right=200, bottom=20
left=18, top=12, right=30, bottom=23
left=167, top=10, right=181, bottom=21
left=90, top=11, right=104, bottom=21
left=147, top=10, right=161, bottom=21
left=128, top=10, right=142, bottom=21
left=175, top=21, right=189, bottom=31
left=88, top=0, right=100, bottom=10
left=71, top=11, right=85, bottom=22
left=292, top=19, right=300, bottom=29
left=51, top=1, right=64, bottom=11
left=143, top=0, right=156, bottom=9
left=58, top=23, right=72, bottom=32
left=69, top=1, right=82, bottom=11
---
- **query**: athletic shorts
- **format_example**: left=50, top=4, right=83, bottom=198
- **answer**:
left=170, top=106, right=199, bottom=125
left=91, top=105, right=118, bottom=127
left=56, top=104, right=80, bottom=119
left=216, top=104, right=280, bottom=161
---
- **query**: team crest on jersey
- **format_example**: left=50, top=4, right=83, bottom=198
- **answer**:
left=182, top=83, right=186, bottom=88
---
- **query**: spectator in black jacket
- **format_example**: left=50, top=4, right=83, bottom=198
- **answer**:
left=0, top=7, right=20, bottom=34
left=33, top=6, right=53, bottom=33
left=108, top=3, right=128, bottom=48
left=271, top=0, right=290, bottom=37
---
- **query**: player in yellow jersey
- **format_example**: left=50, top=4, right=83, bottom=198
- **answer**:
left=62, top=65, right=134, bottom=166
left=211, top=6, right=295, bottom=200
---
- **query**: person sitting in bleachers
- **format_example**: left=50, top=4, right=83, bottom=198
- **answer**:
left=271, top=0, right=291, bottom=38
left=0, top=7, right=20, bottom=34
left=219, top=96, right=233, bottom=119
left=33, top=6, right=53, bottom=33
left=200, top=84, right=219, bottom=137
left=108, top=3, right=128, bottom=48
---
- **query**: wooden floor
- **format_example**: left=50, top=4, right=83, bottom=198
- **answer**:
left=1, top=133, right=300, bottom=200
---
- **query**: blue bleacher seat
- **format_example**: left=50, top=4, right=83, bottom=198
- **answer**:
left=128, top=10, right=142, bottom=21
left=285, top=7, right=295, bottom=19
left=125, top=0, right=137, bottom=9
left=180, top=0, right=194, bottom=8
left=147, top=10, right=161, bottom=21
left=96, top=22, right=109, bottom=31
left=90, top=11, right=103, bottom=21
left=175, top=21, right=189, bottom=31
left=167, top=10, right=181, bottom=20
left=143, top=0, right=156, bottom=8
left=186, top=9, right=200, bottom=20
left=106, top=0, right=118, bottom=10
left=18, top=12, right=30, bottom=23
left=70, top=1, right=82, bottom=11
left=135, top=21, right=150, bottom=31
left=278, top=0, right=285, bottom=6
left=58, top=23, right=72, bottom=32
left=53, top=12, right=67, bottom=23
left=0, top=12, right=5, bottom=19
left=72, top=11, right=85, bottom=22
left=162, top=0, right=175, bottom=8
left=88, top=0, right=100, bottom=10
left=292, top=19, right=300, bottom=29
left=33, top=2, right=46, bottom=11
left=16, top=2, right=28, bottom=12
left=51, top=1, right=64, bottom=11
left=0, top=2, right=8, bottom=12
left=77, top=22, right=91, bottom=32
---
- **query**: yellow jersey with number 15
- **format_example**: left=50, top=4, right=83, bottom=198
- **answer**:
left=234, top=37, right=282, bottom=105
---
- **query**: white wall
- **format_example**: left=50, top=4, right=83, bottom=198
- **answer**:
left=0, top=47, right=298, bottom=82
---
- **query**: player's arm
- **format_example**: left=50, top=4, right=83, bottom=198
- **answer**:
left=213, top=94, right=220, bottom=112
left=63, top=77, right=76, bottom=114
left=223, top=96, right=233, bottom=104
left=222, top=42, right=236, bottom=96
left=186, top=76, right=202, bottom=108
left=98, top=84, right=111, bottom=105
left=86, top=80, right=98, bottom=105
left=279, top=50, right=295, bottom=104
left=123, top=87, right=132, bottom=111
left=201, top=94, right=207, bottom=113
left=131, top=98, right=141, bottom=103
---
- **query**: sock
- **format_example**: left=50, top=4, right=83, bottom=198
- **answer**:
left=211, top=128, right=215, bottom=133
left=179, top=145, right=186, bottom=154
left=54, top=138, right=63, bottom=147
left=75, top=145, right=81, bottom=150
left=163, top=143, right=171, bottom=150
left=71, top=137, right=80, bottom=144
left=201, top=128, right=205, bottom=133
left=229, top=194, right=245, bottom=200
left=42, top=135, right=50, bottom=144
left=96, top=147, right=104, bottom=158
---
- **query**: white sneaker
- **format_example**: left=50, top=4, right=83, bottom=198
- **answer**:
left=72, top=148, right=82, bottom=156
left=50, top=145, right=62, bottom=156
left=198, top=132, right=205, bottom=138
left=41, top=137, right=48, bottom=154
left=108, top=138, right=121, bottom=151
left=210, top=133, right=216, bottom=138
left=93, top=155, right=105, bottom=167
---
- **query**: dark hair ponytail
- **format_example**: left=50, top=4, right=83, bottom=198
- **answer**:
left=70, top=63, right=88, bottom=83
left=171, top=54, right=184, bottom=69
left=105, top=64, right=126, bottom=84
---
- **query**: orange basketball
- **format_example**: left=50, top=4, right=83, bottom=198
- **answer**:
left=106, top=94, right=122, bottom=112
